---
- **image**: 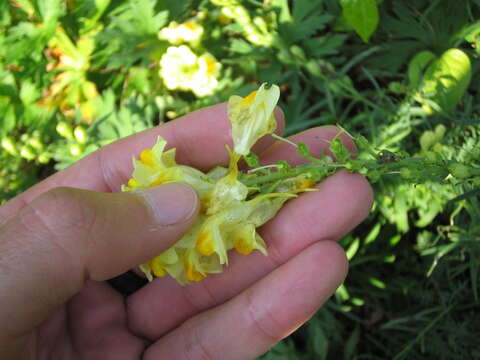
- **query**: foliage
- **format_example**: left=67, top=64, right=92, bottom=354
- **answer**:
left=1, top=0, right=479, bottom=358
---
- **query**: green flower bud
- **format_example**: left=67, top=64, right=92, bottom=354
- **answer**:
left=27, top=137, right=44, bottom=150
left=253, top=16, right=267, bottom=32
left=432, top=143, right=443, bottom=153
left=166, top=111, right=177, bottom=119
left=1, top=137, right=18, bottom=156
left=419, top=130, right=436, bottom=151
left=290, top=45, right=306, bottom=61
left=56, top=122, right=74, bottom=140
left=69, top=143, right=83, bottom=157
left=20, top=145, right=36, bottom=161
left=38, top=152, right=51, bottom=164
left=74, top=126, right=88, bottom=144
left=434, top=124, right=446, bottom=140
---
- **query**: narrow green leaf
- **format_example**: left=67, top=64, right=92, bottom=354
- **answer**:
left=344, top=326, right=360, bottom=360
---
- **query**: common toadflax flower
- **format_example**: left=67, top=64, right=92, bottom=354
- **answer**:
left=123, top=84, right=315, bottom=284
left=159, top=45, right=221, bottom=97
left=159, top=21, right=204, bottom=46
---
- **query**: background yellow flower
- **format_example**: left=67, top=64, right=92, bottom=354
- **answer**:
left=159, top=45, right=221, bottom=97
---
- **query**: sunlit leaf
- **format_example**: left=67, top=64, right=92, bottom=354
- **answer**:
left=340, top=0, right=379, bottom=43
left=420, top=48, right=472, bottom=113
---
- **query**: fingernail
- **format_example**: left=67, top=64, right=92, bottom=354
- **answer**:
left=138, top=183, right=198, bottom=226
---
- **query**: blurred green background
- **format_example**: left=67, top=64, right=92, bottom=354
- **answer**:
left=1, top=0, right=480, bottom=358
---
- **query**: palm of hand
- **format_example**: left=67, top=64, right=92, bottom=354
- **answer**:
left=14, top=105, right=371, bottom=359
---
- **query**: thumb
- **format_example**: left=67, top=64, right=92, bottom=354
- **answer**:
left=0, top=182, right=198, bottom=342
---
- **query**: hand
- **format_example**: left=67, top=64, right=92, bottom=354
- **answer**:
left=0, top=103, right=372, bottom=359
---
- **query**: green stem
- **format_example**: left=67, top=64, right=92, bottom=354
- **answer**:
left=240, top=162, right=344, bottom=188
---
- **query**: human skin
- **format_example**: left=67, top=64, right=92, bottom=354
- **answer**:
left=0, top=103, right=373, bottom=359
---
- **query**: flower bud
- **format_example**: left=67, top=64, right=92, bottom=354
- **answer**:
left=27, top=137, right=44, bottom=150
left=290, top=45, right=306, bottom=61
left=38, top=152, right=51, bottom=164
left=74, top=126, right=88, bottom=144
left=419, top=130, right=436, bottom=151
left=20, top=145, right=36, bottom=161
left=253, top=16, right=267, bottom=32
left=82, top=81, right=98, bottom=100
left=1, top=137, right=18, bottom=156
left=434, top=124, right=446, bottom=140
left=56, top=122, right=74, bottom=140
left=69, top=143, right=83, bottom=157
left=432, top=143, right=443, bottom=153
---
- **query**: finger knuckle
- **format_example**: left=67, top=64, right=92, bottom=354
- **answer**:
left=244, top=288, right=283, bottom=345
left=32, top=187, right=97, bottom=238
left=180, top=318, right=216, bottom=360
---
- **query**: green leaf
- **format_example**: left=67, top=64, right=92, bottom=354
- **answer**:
left=420, top=48, right=472, bottom=113
left=278, top=0, right=333, bottom=44
left=0, top=103, right=16, bottom=137
left=20, top=81, right=40, bottom=104
left=408, top=50, right=436, bottom=88
left=37, top=0, right=61, bottom=20
left=340, top=0, right=379, bottom=43
left=304, top=34, right=347, bottom=57
left=0, top=0, right=11, bottom=26
left=270, top=0, right=292, bottom=23
left=230, top=39, right=253, bottom=54
left=157, top=0, right=192, bottom=20
left=344, top=326, right=360, bottom=360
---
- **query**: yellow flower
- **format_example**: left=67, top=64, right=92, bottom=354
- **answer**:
left=159, top=45, right=198, bottom=91
left=159, top=21, right=204, bottom=45
left=122, top=136, right=215, bottom=202
left=159, top=46, right=221, bottom=97
left=140, top=247, right=179, bottom=281
left=206, top=151, right=247, bottom=214
left=124, top=84, right=298, bottom=285
left=195, top=193, right=294, bottom=264
left=228, top=83, right=280, bottom=156
left=191, top=53, right=222, bottom=97
left=195, top=216, right=228, bottom=263
left=277, top=175, right=318, bottom=194
left=231, top=223, right=265, bottom=255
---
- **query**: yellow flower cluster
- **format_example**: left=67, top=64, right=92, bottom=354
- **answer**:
left=124, top=84, right=313, bottom=284
left=159, top=45, right=221, bottom=97
left=159, top=21, right=204, bottom=46
left=211, top=0, right=273, bottom=46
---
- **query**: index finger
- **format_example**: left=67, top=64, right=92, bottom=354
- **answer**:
left=0, top=103, right=284, bottom=222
